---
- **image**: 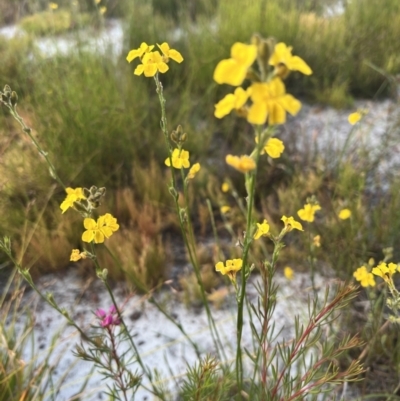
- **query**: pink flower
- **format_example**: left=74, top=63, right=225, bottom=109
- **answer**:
left=95, top=305, right=121, bottom=327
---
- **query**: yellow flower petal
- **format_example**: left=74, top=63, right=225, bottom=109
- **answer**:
left=348, top=112, right=362, bottom=125
left=254, top=219, right=270, bottom=239
left=338, top=208, right=351, bottom=220
left=220, top=205, right=231, bottom=214
left=284, top=267, right=294, bottom=280
left=281, top=216, right=303, bottom=231
left=226, top=154, right=256, bottom=173
left=213, top=59, right=248, bottom=86
left=264, top=138, right=285, bottom=158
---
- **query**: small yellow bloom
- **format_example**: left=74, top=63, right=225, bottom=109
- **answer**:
left=225, top=154, right=256, bottom=173
left=281, top=216, right=303, bottom=232
left=221, top=182, right=230, bottom=193
left=284, top=266, right=294, bottom=280
left=215, top=258, right=243, bottom=281
left=49, top=2, right=58, bottom=10
left=70, top=249, right=87, bottom=262
left=126, top=42, right=154, bottom=63
left=157, top=42, right=183, bottom=63
left=269, top=42, right=312, bottom=77
left=372, top=262, right=397, bottom=282
left=220, top=205, right=231, bottom=214
left=95, top=0, right=101, bottom=3
left=187, top=163, right=200, bottom=179
left=353, top=266, right=375, bottom=287
left=213, top=42, right=257, bottom=86
left=60, top=187, right=86, bottom=214
left=82, top=213, right=119, bottom=244
left=165, top=148, right=190, bottom=169
left=214, top=87, right=250, bottom=119
left=338, top=208, right=351, bottom=220
left=99, top=6, right=106, bottom=14
left=297, top=203, right=321, bottom=223
left=348, top=109, right=367, bottom=125
left=254, top=219, right=270, bottom=240
left=134, top=51, right=169, bottom=77
left=247, top=79, right=302, bottom=125
left=264, top=138, right=285, bottom=158
left=348, top=112, right=361, bottom=125
left=313, top=235, right=321, bottom=247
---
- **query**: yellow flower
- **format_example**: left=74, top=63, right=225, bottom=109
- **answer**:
left=99, top=6, right=106, bottom=14
left=284, top=266, right=294, bottom=280
left=372, top=262, right=397, bottom=282
left=221, top=182, right=230, bottom=193
left=269, top=42, right=312, bottom=77
left=348, top=109, right=367, bottom=125
left=165, top=148, right=190, bottom=169
left=82, top=213, right=119, bottom=244
left=213, top=42, right=257, bottom=86
left=297, top=203, right=321, bottom=223
left=220, top=205, right=231, bottom=214
left=281, top=216, right=303, bottom=232
left=214, top=87, right=250, bottom=119
left=70, top=249, right=87, bottom=262
left=187, top=163, right=200, bottom=179
left=348, top=112, right=361, bottom=125
left=338, top=208, right=351, bottom=220
left=264, top=138, right=285, bottom=158
left=49, top=2, right=58, bottom=10
left=134, top=51, right=169, bottom=77
left=353, top=266, right=375, bottom=287
left=95, top=0, right=101, bottom=3
left=157, top=42, right=183, bottom=63
left=215, top=258, right=243, bottom=281
left=126, top=42, right=154, bottom=63
left=313, top=235, right=321, bottom=247
left=254, top=219, right=270, bottom=239
left=225, top=154, right=256, bottom=173
left=60, top=187, right=86, bottom=214
left=247, top=78, right=302, bottom=125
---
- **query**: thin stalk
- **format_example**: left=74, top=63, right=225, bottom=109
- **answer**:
left=91, top=248, right=166, bottom=400
left=5, top=102, right=66, bottom=190
left=181, top=170, right=228, bottom=362
left=235, top=125, right=264, bottom=396
left=154, top=74, right=226, bottom=361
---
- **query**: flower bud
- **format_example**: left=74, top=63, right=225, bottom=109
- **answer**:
left=10, top=91, right=18, bottom=106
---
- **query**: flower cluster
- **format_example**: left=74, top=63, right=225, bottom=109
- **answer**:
left=353, top=265, right=376, bottom=287
left=225, top=154, right=256, bottom=173
left=82, top=213, right=119, bottom=244
left=372, top=262, right=398, bottom=283
left=354, top=261, right=400, bottom=289
left=126, top=42, right=183, bottom=77
left=70, top=249, right=88, bottom=262
left=213, top=41, right=311, bottom=126
left=165, top=148, right=190, bottom=169
left=214, top=37, right=311, bottom=173
left=96, top=305, right=121, bottom=328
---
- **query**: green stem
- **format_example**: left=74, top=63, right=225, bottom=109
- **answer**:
left=154, top=74, right=227, bottom=362
left=235, top=125, right=264, bottom=396
left=6, top=103, right=66, bottom=190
